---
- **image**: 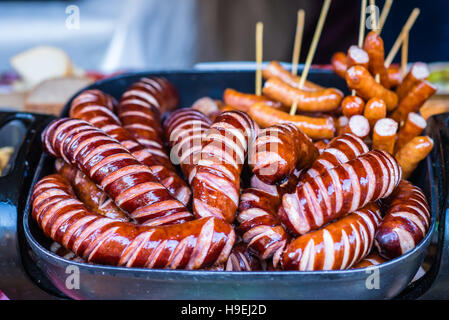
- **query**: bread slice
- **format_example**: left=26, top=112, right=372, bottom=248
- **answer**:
left=25, top=76, right=92, bottom=115
left=10, top=46, right=73, bottom=86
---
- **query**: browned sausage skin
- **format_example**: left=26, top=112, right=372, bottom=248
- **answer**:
left=375, top=180, right=431, bottom=259
left=192, top=111, right=258, bottom=223
left=223, top=88, right=283, bottom=112
left=70, top=89, right=191, bottom=205
left=282, top=203, right=382, bottom=270
left=32, top=174, right=235, bottom=269
left=42, top=118, right=193, bottom=226
left=249, top=123, right=318, bottom=184
left=279, top=150, right=401, bottom=236
left=225, top=242, right=262, bottom=271
left=163, top=108, right=212, bottom=184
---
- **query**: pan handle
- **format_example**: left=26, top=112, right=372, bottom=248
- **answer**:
left=0, top=111, right=59, bottom=299
left=395, top=113, right=449, bottom=299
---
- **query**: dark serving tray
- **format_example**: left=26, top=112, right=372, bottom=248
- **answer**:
left=2, top=69, right=447, bottom=299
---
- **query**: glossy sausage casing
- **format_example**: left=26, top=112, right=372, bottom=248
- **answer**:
left=32, top=174, right=235, bottom=269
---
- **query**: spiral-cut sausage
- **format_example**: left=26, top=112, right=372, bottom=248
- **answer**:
left=304, top=133, right=369, bottom=181
left=375, top=180, right=431, bottom=259
left=163, top=108, right=212, bottom=184
left=237, top=188, right=288, bottom=267
left=116, top=78, right=177, bottom=168
left=55, top=159, right=128, bottom=221
left=70, top=89, right=191, bottom=205
left=279, top=150, right=401, bottom=235
left=224, top=242, right=262, bottom=271
left=282, top=203, right=382, bottom=270
left=249, top=123, right=318, bottom=184
left=32, top=174, right=235, bottom=269
left=352, top=252, right=387, bottom=269
left=192, top=111, right=258, bottom=223
left=42, top=118, right=192, bottom=226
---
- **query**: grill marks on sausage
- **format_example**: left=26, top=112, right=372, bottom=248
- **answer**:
left=164, top=108, right=212, bottom=184
left=279, top=150, right=401, bottom=235
left=375, top=180, right=430, bottom=259
left=282, top=203, right=382, bottom=270
left=42, top=118, right=192, bottom=226
left=32, top=174, right=235, bottom=269
left=193, top=111, right=257, bottom=223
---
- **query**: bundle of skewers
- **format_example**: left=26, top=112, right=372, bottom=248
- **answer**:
left=37, top=0, right=434, bottom=272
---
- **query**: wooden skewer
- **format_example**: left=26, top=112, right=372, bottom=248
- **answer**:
left=291, top=9, right=305, bottom=76
left=354, top=0, right=367, bottom=96
left=384, top=8, right=420, bottom=68
left=369, top=0, right=378, bottom=33
left=358, top=0, right=367, bottom=47
left=290, top=0, right=332, bottom=115
left=255, top=21, right=263, bottom=96
left=378, top=0, right=393, bottom=33
left=401, top=32, right=409, bottom=77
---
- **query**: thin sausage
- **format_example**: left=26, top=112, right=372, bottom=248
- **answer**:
left=363, top=98, right=387, bottom=128
left=363, top=31, right=390, bottom=88
left=396, top=62, right=430, bottom=101
left=395, top=136, right=434, bottom=179
left=341, top=95, right=365, bottom=117
left=372, top=118, right=398, bottom=154
left=223, top=88, right=283, bottom=112
left=395, top=112, right=427, bottom=152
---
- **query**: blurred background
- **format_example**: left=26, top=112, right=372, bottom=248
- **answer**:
left=0, top=0, right=448, bottom=114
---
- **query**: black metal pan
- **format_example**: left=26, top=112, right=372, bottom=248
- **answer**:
left=6, top=69, right=446, bottom=299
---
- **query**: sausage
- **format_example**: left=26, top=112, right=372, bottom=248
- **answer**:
left=345, top=65, right=398, bottom=111
left=372, top=118, right=398, bottom=154
left=237, top=188, right=289, bottom=267
left=363, top=31, right=391, bottom=88
left=164, top=108, right=212, bottom=184
left=390, top=80, right=436, bottom=124
left=304, top=133, right=369, bottom=181
left=331, top=52, right=348, bottom=79
left=192, top=111, right=257, bottom=223
left=375, top=180, right=431, bottom=259
left=352, top=252, right=387, bottom=269
left=341, top=95, right=365, bottom=117
left=32, top=174, right=235, bottom=269
left=70, top=90, right=191, bottom=205
left=387, top=65, right=402, bottom=88
left=363, top=98, right=387, bottom=128
left=347, top=45, right=369, bottom=70
left=55, top=159, right=129, bottom=221
left=249, top=169, right=302, bottom=198
left=49, top=242, right=86, bottom=263
left=42, top=118, right=193, bottom=226
left=336, top=116, right=349, bottom=136
left=262, top=61, right=324, bottom=91
left=223, top=88, right=283, bottom=112
left=395, top=112, right=427, bottom=153
left=116, top=79, right=173, bottom=169
left=396, top=62, right=430, bottom=101
left=278, top=149, right=401, bottom=235
left=225, top=242, right=262, bottom=271
left=395, top=136, right=434, bottom=179
left=262, top=77, right=343, bottom=113
left=314, top=140, right=329, bottom=153
left=248, top=102, right=335, bottom=140
left=249, top=123, right=318, bottom=184
left=282, top=203, right=382, bottom=270
left=344, top=115, right=370, bottom=139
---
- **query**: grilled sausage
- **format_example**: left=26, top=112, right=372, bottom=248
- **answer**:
left=225, top=242, right=262, bottom=271
left=55, top=159, right=128, bottom=221
left=279, top=150, right=401, bottom=235
left=249, top=123, right=318, bottom=184
left=375, top=180, right=431, bottom=259
left=372, top=118, right=398, bottom=154
left=248, top=102, right=335, bottom=140
left=395, top=136, right=434, bottom=179
left=164, top=108, right=212, bottom=184
left=116, top=78, right=175, bottom=168
left=363, top=98, right=387, bottom=128
left=347, top=45, right=369, bottom=70
left=396, top=62, right=430, bottom=101
left=341, top=95, right=365, bottom=117
left=344, top=115, right=370, bottom=139
left=363, top=31, right=390, bottom=88
left=395, top=112, right=427, bottom=153
left=192, top=111, right=257, bottom=223
left=237, top=188, right=289, bottom=267
left=282, top=203, right=382, bottom=270
left=223, top=88, right=283, bottom=113
left=345, top=65, right=398, bottom=111
left=262, top=77, right=343, bottom=113
left=352, top=252, right=387, bottom=269
left=331, top=52, right=348, bottom=79
left=70, top=89, right=191, bottom=205
left=32, top=174, right=235, bottom=269
left=262, top=61, right=324, bottom=91
left=42, top=118, right=193, bottom=226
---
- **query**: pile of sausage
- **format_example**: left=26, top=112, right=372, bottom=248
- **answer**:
left=34, top=38, right=433, bottom=271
